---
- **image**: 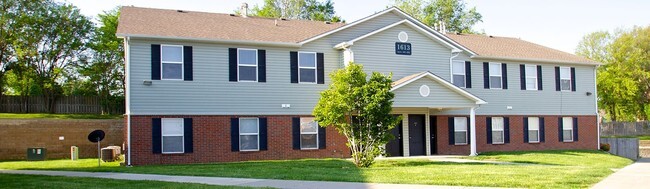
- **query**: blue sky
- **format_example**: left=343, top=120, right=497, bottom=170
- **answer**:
left=62, top=0, right=650, bottom=54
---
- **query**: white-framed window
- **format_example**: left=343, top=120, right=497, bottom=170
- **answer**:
left=238, top=48, right=258, bottom=82
left=162, top=118, right=184, bottom=153
left=489, top=63, right=502, bottom=89
left=528, top=117, right=540, bottom=143
left=161, top=45, right=183, bottom=80
left=239, top=118, right=260, bottom=151
left=491, top=117, right=505, bottom=144
left=560, top=67, right=571, bottom=91
left=452, top=61, right=466, bottom=87
left=562, top=117, right=573, bottom=142
left=525, top=65, right=538, bottom=90
left=298, top=52, right=317, bottom=83
left=300, top=117, right=319, bottom=149
left=454, top=117, right=468, bottom=145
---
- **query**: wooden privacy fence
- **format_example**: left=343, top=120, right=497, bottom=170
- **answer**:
left=601, top=138, right=639, bottom=160
left=0, top=95, right=124, bottom=114
left=600, top=121, right=650, bottom=136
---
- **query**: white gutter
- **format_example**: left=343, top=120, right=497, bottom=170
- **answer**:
left=471, top=55, right=602, bottom=66
left=116, top=34, right=302, bottom=48
left=124, top=36, right=132, bottom=166
left=449, top=49, right=461, bottom=84
left=595, top=65, right=600, bottom=150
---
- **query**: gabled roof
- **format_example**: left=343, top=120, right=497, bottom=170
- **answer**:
left=116, top=6, right=344, bottom=44
left=391, top=72, right=487, bottom=105
left=445, top=33, right=600, bottom=65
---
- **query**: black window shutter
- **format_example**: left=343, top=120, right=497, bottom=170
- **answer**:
left=504, top=117, right=510, bottom=143
left=151, top=44, right=161, bottom=80
left=183, top=118, right=193, bottom=153
left=465, top=61, right=472, bottom=88
left=317, top=53, right=325, bottom=84
left=539, top=117, right=546, bottom=142
left=483, top=62, right=489, bottom=89
left=318, top=125, right=326, bottom=149
left=292, top=117, right=301, bottom=149
left=502, top=63, right=508, bottom=89
left=258, top=50, right=266, bottom=82
left=558, top=117, right=563, bottom=142
left=152, top=118, right=162, bottom=154
left=537, top=65, right=543, bottom=90
left=486, top=117, right=492, bottom=144
left=290, top=52, right=298, bottom=83
left=520, top=64, right=526, bottom=90
left=466, top=118, right=471, bottom=144
left=259, top=118, right=268, bottom=150
left=448, top=117, right=454, bottom=145
left=555, top=67, right=561, bottom=91
left=523, top=117, right=529, bottom=143
left=573, top=117, right=579, bottom=141
left=571, top=67, right=576, bottom=91
left=230, top=118, right=239, bottom=151
left=183, top=46, right=193, bottom=81
left=229, top=48, right=238, bottom=82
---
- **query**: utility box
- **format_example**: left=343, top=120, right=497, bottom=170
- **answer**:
left=27, top=148, right=46, bottom=161
left=70, top=146, right=79, bottom=160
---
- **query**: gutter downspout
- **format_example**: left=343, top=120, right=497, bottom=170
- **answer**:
left=449, top=49, right=461, bottom=82
left=595, top=66, right=600, bottom=150
left=124, top=36, right=132, bottom=166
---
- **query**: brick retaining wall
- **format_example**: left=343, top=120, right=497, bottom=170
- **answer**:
left=0, top=119, right=124, bottom=160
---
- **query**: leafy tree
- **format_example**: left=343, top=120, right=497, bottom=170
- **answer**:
left=392, top=0, right=482, bottom=33
left=313, top=63, right=401, bottom=167
left=577, top=26, right=650, bottom=121
left=12, top=0, right=93, bottom=112
left=250, top=0, right=344, bottom=22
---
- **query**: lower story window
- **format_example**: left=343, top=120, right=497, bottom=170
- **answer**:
left=239, top=118, right=259, bottom=151
left=454, top=117, right=468, bottom=145
left=528, top=117, right=540, bottom=143
left=562, top=117, right=573, bottom=142
left=491, top=117, right=504, bottom=144
left=300, top=117, right=319, bottom=149
left=162, top=118, right=184, bottom=153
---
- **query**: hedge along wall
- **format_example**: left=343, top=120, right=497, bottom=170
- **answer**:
left=0, top=119, right=123, bottom=160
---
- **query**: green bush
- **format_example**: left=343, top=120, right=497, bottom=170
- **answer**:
left=600, top=143, right=611, bottom=151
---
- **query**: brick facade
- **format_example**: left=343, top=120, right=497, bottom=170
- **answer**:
left=127, top=114, right=597, bottom=165
left=435, top=115, right=598, bottom=155
left=128, top=115, right=349, bottom=165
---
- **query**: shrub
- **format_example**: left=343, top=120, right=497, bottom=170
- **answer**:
left=600, top=143, right=611, bottom=151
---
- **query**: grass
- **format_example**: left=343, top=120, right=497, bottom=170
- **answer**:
left=602, top=135, right=650, bottom=140
left=0, top=113, right=122, bottom=119
left=0, top=150, right=632, bottom=189
left=0, top=173, right=258, bottom=189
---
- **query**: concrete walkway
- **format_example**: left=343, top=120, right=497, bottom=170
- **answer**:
left=0, top=169, right=505, bottom=189
left=591, top=158, right=650, bottom=189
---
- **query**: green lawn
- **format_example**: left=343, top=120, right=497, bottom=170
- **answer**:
left=0, top=150, right=632, bottom=189
left=602, top=135, right=650, bottom=140
left=0, top=113, right=122, bottom=119
left=0, top=173, right=258, bottom=189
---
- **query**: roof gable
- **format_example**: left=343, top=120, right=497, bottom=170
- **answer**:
left=391, top=72, right=487, bottom=105
left=334, top=20, right=459, bottom=51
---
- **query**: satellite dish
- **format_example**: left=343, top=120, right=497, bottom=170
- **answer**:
left=88, top=130, right=105, bottom=143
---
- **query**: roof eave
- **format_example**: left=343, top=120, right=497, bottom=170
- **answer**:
left=471, top=55, right=602, bottom=66
left=390, top=72, right=487, bottom=105
left=116, top=34, right=303, bottom=48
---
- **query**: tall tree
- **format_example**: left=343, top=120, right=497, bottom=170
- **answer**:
left=249, top=0, right=344, bottom=22
left=12, top=1, right=93, bottom=112
left=577, top=27, right=650, bottom=121
left=392, top=0, right=482, bottom=33
left=313, top=63, right=401, bottom=167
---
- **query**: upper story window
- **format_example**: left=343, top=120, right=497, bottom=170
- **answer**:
left=452, top=61, right=466, bottom=87
left=300, top=117, right=319, bottom=149
left=161, top=45, right=183, bottom=80
left=162, top=118, right=184, bottom=153
left=454, top=117, right=468, bottom=145
left=528, top=117, right=540, bottom=143
left=489, top=63, right=502, bottom=89
left=238, top=49, right=258, bottom=82
left=560, top=67, right=571, bottom=91
left=491, top=117, right=505, bottom=144
left=299, top=52, right=317, bottom=83
left=239, top=118, right=260, bottom=151
left=562, top=117, right=573, bottom=142
left=525, top=65, right=538, bottom=90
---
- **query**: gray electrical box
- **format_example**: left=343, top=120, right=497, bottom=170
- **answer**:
left=27, top=148, right=46, bottom=161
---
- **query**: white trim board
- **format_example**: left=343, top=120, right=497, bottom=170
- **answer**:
left=391, top=71, right=487, bottom=105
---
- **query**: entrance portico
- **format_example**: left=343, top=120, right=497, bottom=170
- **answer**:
left=388, top=72, right=486, bottom=157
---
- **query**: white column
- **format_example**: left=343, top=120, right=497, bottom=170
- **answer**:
left=469, top=107, right=477, bottom=156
